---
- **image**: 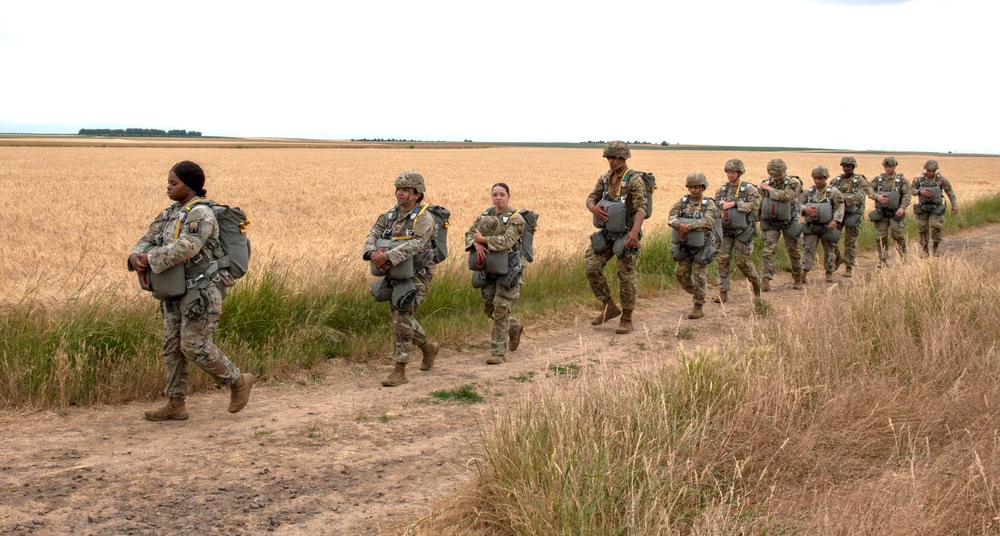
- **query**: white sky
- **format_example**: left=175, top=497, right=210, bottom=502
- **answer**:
left=1, top=0, right=996, bottom=153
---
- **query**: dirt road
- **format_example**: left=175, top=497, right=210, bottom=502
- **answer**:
left=2, top=225, right=997, bottom=536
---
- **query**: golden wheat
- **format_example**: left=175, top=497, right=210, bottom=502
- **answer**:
left=0, top=145, right=996, bottom=302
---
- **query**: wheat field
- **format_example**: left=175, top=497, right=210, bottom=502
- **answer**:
left=1, top=145, right=996, bottom=302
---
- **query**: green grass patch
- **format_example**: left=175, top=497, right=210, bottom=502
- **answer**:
left=429, top=384, right=484, bottom=404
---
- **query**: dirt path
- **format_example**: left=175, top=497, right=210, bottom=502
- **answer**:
left=2, top=225, right=998, bottom=536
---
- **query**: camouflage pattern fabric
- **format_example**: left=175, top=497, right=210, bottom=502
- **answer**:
left=587, top=169, right=649, bottom=216
left=830, top=172, right=871, bottom=269
left=160, top=285, right=241, bottom=398
left=799, top=186, right=845, bottom=274
left=364, top=205, right=438, bottom=364
left=585, top=247, right=637, bottom=310
left=132, top=200, right=223, bottom=275
left=869, top=173, right=912, bottom=262
left=465, top=208, right=526, bottom=357
left=675, top=258, right=708, bottom=306
left=759, top=176, right=802, bottom=281
left=668, top=194, right=719, bottom=305
left=912, top=172, right=958, bottom=248
left=715, top=180, right=761, bottom=291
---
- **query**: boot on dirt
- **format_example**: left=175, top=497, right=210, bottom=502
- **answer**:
left=486, top=355, right=505, bottom=365
left=591, top=300, right=622, bottom=326
left=228, top=373, right=254, bottom=413
left=508, top=323, right=524, bottom=352
left=792, top=273, right=804, bottom=290
left=382, top=363, right=408, bottom=387
left=419, top=342, right=439, bottom=371
left=932, top=242, right=940, bottom=257
left=144, top=398, right=188, bottom=421
left=834, top=250, right=844, bottom=271
left=688, top=304, right=704, bottom=320
left=750, top=277, right=762, bottom=297
left=761, top=278, right=771, bottom=292
left=713, top=291, right=728, bottom=304
left=844, top=266, right=853, bottom=278
left=825, top=272, right=834, bottom=283
left=615, top=309, right=634, bottom=334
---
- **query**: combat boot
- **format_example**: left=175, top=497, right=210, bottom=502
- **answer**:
left=825, top=272, right=834, bottom=283
left=228, top=373, right=254, bottom=413
left=615, top=310, right=634, bottom=334
left=713, top=291, right=728, bottom=304
left=760, top=278, right=771, bottom=292
left=144, top=398, right=188, bottom=421
left=750, top=277, right=761, bottom=297
left=687, top=304, right=704, bottom=320
left=844, top=266, right=853, bottom=278
left=419, top=342, right=439, bottom=371
left=932, top=242, right=940, bottom=257
left=508, top=323, right=524, bottom=352
left=591, top=300, right=622, bottom=326
left=381, top=363, right=408, bottom=387
left=486, top=355, right=505, bottom=365
left=792, top=273, right=803, bottom=290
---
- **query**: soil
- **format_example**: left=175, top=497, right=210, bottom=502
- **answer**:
left=2, top=224, right=997, bottom=536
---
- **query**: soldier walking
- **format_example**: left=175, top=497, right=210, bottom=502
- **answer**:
left=759, top=158, right=804, bottom=291
left=800, top=166, right=845, bottom=284
left=868, top=157, right=912, bottom=266
left=669, top=172, right=719, bottom=319
left=911, top=159, right=958, bottom=257
left=713, top=158, right=761, bottom=303
left=830, top=156, right=870, bottom=278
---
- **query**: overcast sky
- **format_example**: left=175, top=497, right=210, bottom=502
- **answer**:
left=1, top=0, right=995, bottom=153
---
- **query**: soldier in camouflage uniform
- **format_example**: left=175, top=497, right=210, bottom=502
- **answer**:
left=668, top=172, right=720, bottom=319
left=129, top=161, right=253, bottom=421
left=799, top=166, right=845, bottom=284
left=465, top=183, right=527, bottom=365
left=911, top=159, right=958, bottom=257
left=830, top=156, right=870, bottom=278
left=759, top=158, right=804, bottom=291
left=363, top=171, right=440, bottom=387
left=585, top=141, right=647, bottom=334
left=868, top=156, right=912, bottom=265
left=713, top=158, right=761, bottom=304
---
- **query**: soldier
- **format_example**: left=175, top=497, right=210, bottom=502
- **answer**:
left=129, top=161, right=253, bottom=421
left=585, top=140, right=647, bottom=334
left=363, top=171, right=441, bottom=387
left=465, top=183, right=526, bottom=365
left=759, top=158, right=804, bottom=291
left=669, top=172, right=720, bottom=319
left=911, top=159, right=958, bottom=257
left=799, top=165, right=845, bottom=283
left=868, top=156, right=912, bottom=266
left=830, top=156, right=870, bottom=278
left=713, top=158, right=761, bottom=303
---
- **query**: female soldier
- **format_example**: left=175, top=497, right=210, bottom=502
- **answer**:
left=129, top=161, right=253, bottom=421
left=465, top=183, right=526, bottom=364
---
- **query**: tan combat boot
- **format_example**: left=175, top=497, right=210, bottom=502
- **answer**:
left=750, top=277, right=762, bottom=297
left=228, top=373, right=254, bottom=413
left=615, top=310, right=634, bottom=334
left=713, top=291, right=728, bottom=304
left=591, top=300, right=622, bottom=326
left=844, top=266, right=853, bottom=278
left=761, top=278, right=771, bottom=292
left=793, top=273, right=804, bottom=290
left=419, top=342, right=439, bottom=371
left=508, top=323, right=524, bottom=352
left=144, top=398, right=188, bottom=421
left=382, top=363, right=408, bottom=387
left=688, top=304, right=704, bottom=320
left=486, top=355, right=505, bottom=365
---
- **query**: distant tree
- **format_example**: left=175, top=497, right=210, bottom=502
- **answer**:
left=660, top=141, right=669, bottom=146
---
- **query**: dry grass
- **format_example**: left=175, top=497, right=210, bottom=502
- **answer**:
left=1, top=145, right=996, bottom=302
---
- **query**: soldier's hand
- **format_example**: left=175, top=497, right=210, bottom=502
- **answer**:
left=473, top=242, right=488, bottom=261
left=921, top=189, right=932, bottom=198
left=895, top=208, right=905, bottom=218
left=952, top=206, right=958, bottom=215
left=828, top=220, right=838, bottom=230
left=129, top=253, right=149, bottom=274
left=591, top=205, right=608, bottom=223
left=625, top=229, right=640, bottom=249
left=678, top=223, right=691, bottom=234
left=878, top=194, right=889, bottom=206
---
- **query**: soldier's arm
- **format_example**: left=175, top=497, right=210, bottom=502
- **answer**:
left=464, top=216, right=480, bottom=250
left=487, top=213, right=525, bottom=252
left=363, top=213, right=390, bottom=258
left=898, top=177, right=913, bottom=208
left=131, top=207, right=171, bottom=256
left=667, top=201, right=683, bottom=227
left=586, top=179, right=605, bottom=208
left=626, top=176, right=647, bottom=220
left=386, top=211, right=434, bottom=265
left=740, top=185, right=761, bottom=213
left=694, top=203, right=718, bottom=230
left=768, top=184, right=797, bottom=202
left=147, top=206, right=216, bottom=274
left=942, top=176, right=958, bottom=207
left=832, top=190, right=846, bottom=222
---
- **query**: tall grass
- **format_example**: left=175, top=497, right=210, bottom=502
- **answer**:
left=457, top=256, right=1000, bottom=535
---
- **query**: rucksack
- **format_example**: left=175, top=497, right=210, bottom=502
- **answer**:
left=481, top=207, right=539, bottom=263
left=600, top=169, right=657, bottom=219
left=384, top=204, right=451, bottom=264
left=188, top=199, right=252, bottom=280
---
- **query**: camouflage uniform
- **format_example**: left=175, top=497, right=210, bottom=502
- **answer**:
left=760, top=174, right=803, bottom=284
left=911, top=160, right=958, bottom=256
left=868, top=170, right=912, bottom=263
left=714, top=179, right=761, bottom=292
left=465, top=208, right=526, bottom=358
left=668, top=185, right=719, bottom=308
left=799, top=181, right=846, bottom=277
left=131, top=199, right=242, bottom=400
left=585, top=168, right=648, bottom=311
left=364, top=204, right=437, bottom=365
left=830, top=169, right=870, bottom=271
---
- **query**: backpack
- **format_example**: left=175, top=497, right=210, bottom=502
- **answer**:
left=481, top=207, right=539, bottom=263
left=384, top=204, right=451, bottom=264
left=602, top=169, right=657, bottom=219
left=186, top=199, right=252, bottom=281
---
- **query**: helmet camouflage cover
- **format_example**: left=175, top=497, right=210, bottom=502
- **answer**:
left=394, top=170, right=426, bottom=194
left=840, top=156, right=857, bottom=167
left=811, top=165, right=830, bottom=179
left=603, top=140, right=631, bottom=160
left=766, top=158, right=787, bottom=177
left=882, top=156, right=898, bottom=167
left=724, top=158, right=746, bottom=174
left=685, top=171, right=709, bottom=188
left=924, top=159, right=939, bottom=171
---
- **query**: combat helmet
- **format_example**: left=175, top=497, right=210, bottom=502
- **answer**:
left=811, top=165, right=830, bottom=179
left=685, top=172, right=709, bottom=188
left=724, top=158, right=746, bottom=175
left=766, top=158, right=787, bottom=177
left=882, top=156, right=898, bottom=167
left=603, top=140, right=631, bottom=160
left=840, top=156, right=857, bottom=167
left=395, top=170, right=426, bottom=194
left=924, top=159, right=939, bottom=171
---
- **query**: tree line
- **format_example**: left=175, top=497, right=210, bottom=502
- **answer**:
left=79, top=128, right=203, bottom=137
